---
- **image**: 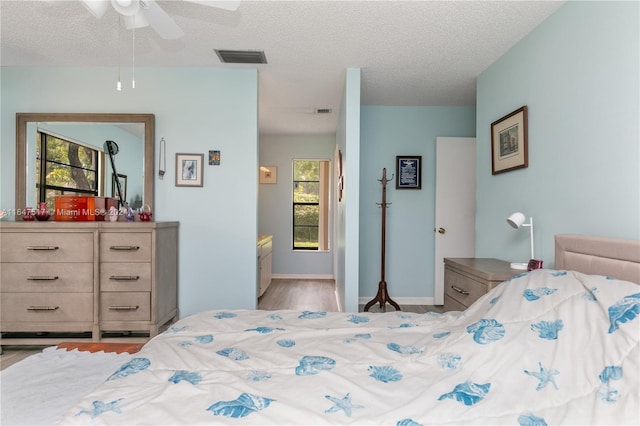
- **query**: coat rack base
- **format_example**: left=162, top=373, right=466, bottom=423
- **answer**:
left=363, top=281, right=401, bottom=312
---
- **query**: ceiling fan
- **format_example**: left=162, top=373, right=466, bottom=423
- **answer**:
left=80, top=0, right=240, bottom=39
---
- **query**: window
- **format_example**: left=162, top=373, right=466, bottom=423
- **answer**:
left=292, top=159, right=330, bottom=251
left=35, top=131, right=103, bottom=209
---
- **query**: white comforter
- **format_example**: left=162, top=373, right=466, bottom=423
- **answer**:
left=58, top=270, right=640, bottom=425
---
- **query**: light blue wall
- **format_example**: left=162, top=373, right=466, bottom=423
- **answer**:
left=258, top=134, right=335, bottom=276
left=359, top=106, right=476, bottom=300
left=339, top=68, right=362, bottom=312
left=476, top=1, right=640, bottom=267
left=1, top=66, right=259, bottom=317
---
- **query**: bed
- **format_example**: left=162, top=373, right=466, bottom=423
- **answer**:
left=57, top=234, right=640, bottom=425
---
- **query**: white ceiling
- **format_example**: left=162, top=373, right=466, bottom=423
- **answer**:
left=0, top=0, right=565, bottom=135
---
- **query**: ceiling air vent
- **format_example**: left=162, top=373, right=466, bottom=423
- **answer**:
left=315, top=108, right=332, bottom=114
left=215, top=49, right=267, bottom=64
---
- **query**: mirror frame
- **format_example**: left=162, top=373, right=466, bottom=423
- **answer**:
left=15, top=112, right=155, bottom=212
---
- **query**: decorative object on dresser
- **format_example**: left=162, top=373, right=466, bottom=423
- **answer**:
left=443, top=258, right=522, bottom=311
left=0, top=221, right=179, bottom=347
left=491, top=105, right=528, bottom=174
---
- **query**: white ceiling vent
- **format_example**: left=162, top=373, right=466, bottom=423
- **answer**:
left=215, top=49, right=267, bottom=64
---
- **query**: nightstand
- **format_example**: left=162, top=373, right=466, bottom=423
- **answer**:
left=443, top=258, right=522, bottom=311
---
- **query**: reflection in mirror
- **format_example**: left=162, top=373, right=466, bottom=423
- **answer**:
left=15, top=113, right=154, bottom=213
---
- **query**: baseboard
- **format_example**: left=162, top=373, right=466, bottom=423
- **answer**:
left=272, top=274, right=334, bottom=280
left=358, top=296, right=436, bottom=306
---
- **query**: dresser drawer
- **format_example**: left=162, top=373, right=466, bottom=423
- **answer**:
left=100, top=263, right=151, bottom=292
left=100, top=292, right=150, bottom=321
left=1, top=263, right=93, bottom=292
left=1, top=293, right=93, bottom=322
left=444, top=268, right=488, bottom=307
left=444, top=295, right=468, bottom=312
left=1, top=233, right=94, bottom=263
left=100, top=233, right=151, bottom=262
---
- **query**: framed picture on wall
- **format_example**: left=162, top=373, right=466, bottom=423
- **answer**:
left=176, top=153, right=204, bottom=187
left=396, top=155, right=422, bottom=189
left=491, top=106, right=528, bottom=174
left=259, top=166, right=277, bottom=184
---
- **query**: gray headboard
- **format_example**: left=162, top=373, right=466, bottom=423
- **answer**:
left=555, top=234, right=640, bottom=284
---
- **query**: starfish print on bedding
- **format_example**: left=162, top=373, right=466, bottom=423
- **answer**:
left=524, top=362, right=559, bottom=391
left=324, top=392, right=364, bottom=417
left=75, top=398, right=124, bottom=418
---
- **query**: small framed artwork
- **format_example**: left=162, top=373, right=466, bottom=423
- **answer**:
left=491, top=105, right=528, bottom=174
left=176, top=153, right=204, bottom=187
left=111, top=173, right=127, bottom=201
left=259, top=166, right=277, bottom=184
left=396, top=155, right=422, bottom=189
left=337, top=149, right=344, bottom=202
left=209, top=150, right=220, bottom=165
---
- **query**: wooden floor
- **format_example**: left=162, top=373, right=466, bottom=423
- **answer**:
left=2, top=279, right=443, bottom=370
left=259, top=278, right=445, bottom=314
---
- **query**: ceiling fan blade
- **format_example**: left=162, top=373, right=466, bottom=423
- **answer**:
left=183, top=0, right=241, bottom=11
left=81, top=0, right=110, bottom=18
left=139, top=0, right=184, bottom=39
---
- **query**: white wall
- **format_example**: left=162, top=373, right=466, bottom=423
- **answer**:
left=475, top=1, right=640, bottom=266
left=1, top=66, right=259, bottom=317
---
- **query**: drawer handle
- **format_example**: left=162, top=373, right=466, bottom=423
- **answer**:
left=109, top=246, right=140, bottom=251
left=27, top=246, right=59, bottom=251
left=27, top=276, right=59, bottom=281
left=109, top=275, right=140, bottom=281
left=451, top=285, right=470, bottom=296
left=27, top=306, right=60, bottom=311
left=108, top=305, right=140, bottom=311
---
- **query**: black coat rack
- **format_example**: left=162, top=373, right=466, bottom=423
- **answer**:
left=364, top=168, right=401, bottom=312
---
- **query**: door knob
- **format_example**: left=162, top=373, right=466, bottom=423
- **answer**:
left=437, top=227, right=446, bottom=234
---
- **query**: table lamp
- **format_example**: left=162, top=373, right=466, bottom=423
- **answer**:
left=506, top=212, right=534, bottom=270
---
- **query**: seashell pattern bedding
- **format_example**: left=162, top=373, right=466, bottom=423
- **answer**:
left=58, top=269, right=639, bottom=425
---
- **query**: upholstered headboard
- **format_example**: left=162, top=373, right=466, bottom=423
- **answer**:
left=555, top=234, right=640, bottom=284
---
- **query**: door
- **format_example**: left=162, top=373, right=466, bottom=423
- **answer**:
left=434, top=137, right=476, bottom=305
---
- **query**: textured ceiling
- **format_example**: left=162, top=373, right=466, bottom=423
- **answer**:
left=0, top=0, right=565, bottom=135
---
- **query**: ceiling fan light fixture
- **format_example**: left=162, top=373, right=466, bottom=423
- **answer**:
left=111, top=0, right=140, bottom=16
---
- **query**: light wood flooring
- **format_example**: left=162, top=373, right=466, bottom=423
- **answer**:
left=259, top=278, right=445, bottom=314
left=2, top=279, right=443, bottom=370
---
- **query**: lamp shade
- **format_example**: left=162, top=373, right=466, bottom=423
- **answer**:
left=507, top=212, right=526, bottom=229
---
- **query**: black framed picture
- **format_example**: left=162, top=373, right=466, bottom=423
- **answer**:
left=396, top=156, right=422, bottom=189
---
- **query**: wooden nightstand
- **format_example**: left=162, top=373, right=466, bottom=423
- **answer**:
left=443, top=258, right=522, bottom=311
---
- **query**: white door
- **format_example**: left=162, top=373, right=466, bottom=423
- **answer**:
left=434, top=137, right=476, bottom=305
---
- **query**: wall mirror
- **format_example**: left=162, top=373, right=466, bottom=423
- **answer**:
left=15, top=113, right=154, bottom=212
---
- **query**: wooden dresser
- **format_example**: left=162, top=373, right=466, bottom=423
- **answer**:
left=0, top=221, right=178, bottom=346
left=257, top=235, right=273, bottom=297
left=443, top=258, right=522, bottom=311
